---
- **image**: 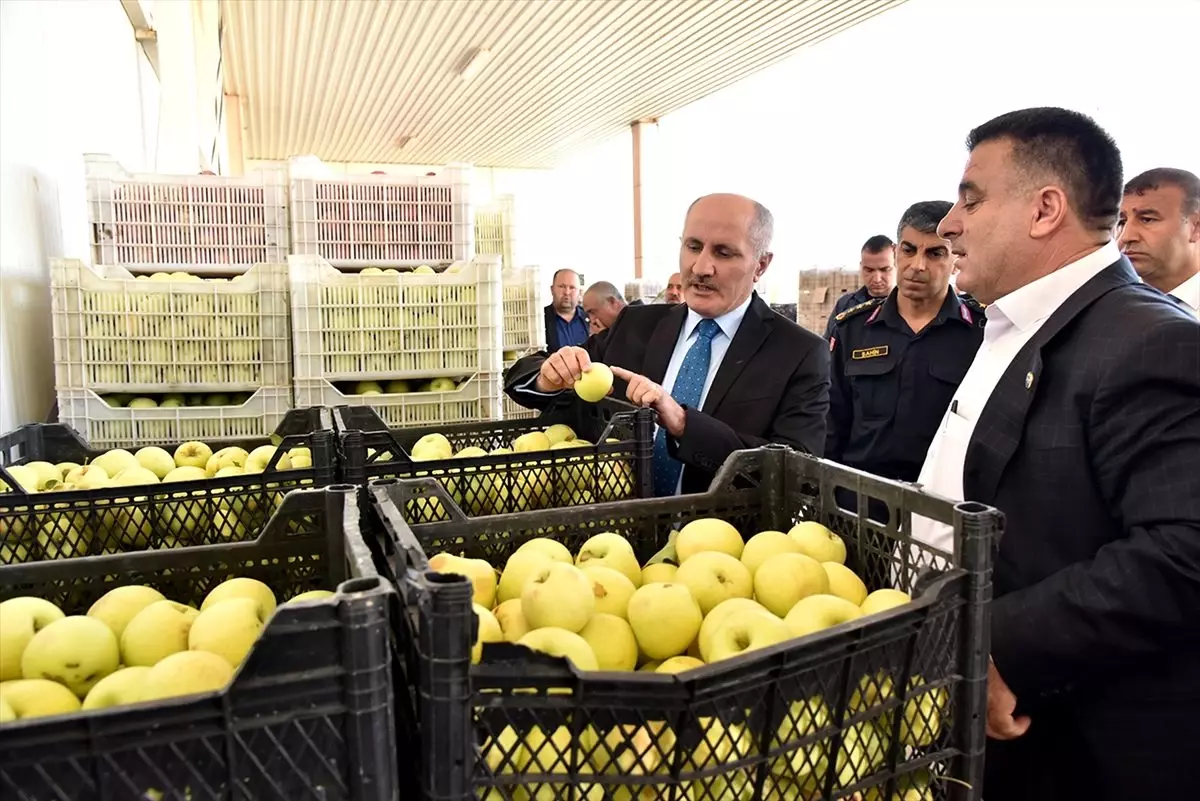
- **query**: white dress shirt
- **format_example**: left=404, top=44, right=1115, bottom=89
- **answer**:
left=912, top=241, right=1122, bottom=552
left=1167, top=271, right=1200, bottom=318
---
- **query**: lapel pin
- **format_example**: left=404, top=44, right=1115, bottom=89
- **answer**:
left=1025, top=371, right=1034, bottom=390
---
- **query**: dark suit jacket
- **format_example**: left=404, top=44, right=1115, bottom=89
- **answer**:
left=543, top=304, right=587, bottom=352
left=507, top=293, right=830, bottom=494
left=968, top=258, right=1200, bottom=801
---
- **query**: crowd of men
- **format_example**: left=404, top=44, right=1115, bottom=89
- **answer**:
left=507, top=106, right=1199, bottom=801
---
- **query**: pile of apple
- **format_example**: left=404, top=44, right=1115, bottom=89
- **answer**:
left=102, top=393, right=256, bottom=409
left=341, top=377, right=464, bottom=396
left=0, top=578, right=333, bottom=724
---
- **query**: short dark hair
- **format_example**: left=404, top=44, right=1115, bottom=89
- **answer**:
left=861, top=234, right=894, bottom=253
left=897, top=201, right=954, bottom=241
left=1124, top=167, right=1200, bottom=216
left=551, top=268, right=579, bottom=285
left=967, top=107, right=1123, bottom=231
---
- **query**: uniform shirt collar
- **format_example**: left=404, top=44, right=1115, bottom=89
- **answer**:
left=988, top=241, right=1120, bottom=333
left=870, top=287, right=969, bottom=330
left=683, top=292, right=754, bottom=342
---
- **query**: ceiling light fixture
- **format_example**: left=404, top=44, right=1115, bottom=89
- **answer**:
left=459, top=48, right=492, bottom=82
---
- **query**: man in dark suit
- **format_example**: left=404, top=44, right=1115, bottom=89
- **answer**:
left=506, top=193, right=830, bottom=496
left=543, top=268, right=589, bottom=352
left=913, top=107, right=1200, bottom=800
left=822, top=234, right=897, bottom=337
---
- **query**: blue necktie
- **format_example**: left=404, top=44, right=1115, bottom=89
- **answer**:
left=653, top=318, right=721, bottom=496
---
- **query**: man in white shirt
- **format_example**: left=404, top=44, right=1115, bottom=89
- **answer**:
left=913, top=107, right=1200, bottom=800
left=1118, top=167, right=1200, bottom=317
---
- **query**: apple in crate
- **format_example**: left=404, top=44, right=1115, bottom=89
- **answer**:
left=428, top=377, right=457, bottom=392
left=354, top=381, right=384, bottom=396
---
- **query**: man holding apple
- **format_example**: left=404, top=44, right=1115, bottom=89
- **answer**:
left=505, top=193, right=830, bottom=496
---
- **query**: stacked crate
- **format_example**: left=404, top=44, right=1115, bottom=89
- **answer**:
left=52, top=156, right=295, bottom=448
left=798, top=267, right=863, bottom=334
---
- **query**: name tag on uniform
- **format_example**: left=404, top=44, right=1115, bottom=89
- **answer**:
left=851, top=345, right=889, bottom=360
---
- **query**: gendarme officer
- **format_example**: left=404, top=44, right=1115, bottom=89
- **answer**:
left=826, top=200, right=985, bottom=484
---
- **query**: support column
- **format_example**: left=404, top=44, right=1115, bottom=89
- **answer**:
left=631, top=121, right=647, bottom=279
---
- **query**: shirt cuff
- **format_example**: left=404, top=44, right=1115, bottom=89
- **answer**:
left=517, top=374, right=563, bottom=398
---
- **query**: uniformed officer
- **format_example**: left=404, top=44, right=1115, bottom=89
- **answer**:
left=822, top=234, right=897, bottom=337
left=826, top=200, right=985, bottom=485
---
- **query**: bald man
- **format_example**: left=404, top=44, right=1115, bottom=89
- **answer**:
left=506, top=193, right=830, bottom=495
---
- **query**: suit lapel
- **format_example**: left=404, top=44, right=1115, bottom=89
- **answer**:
left=964, top=258, right=1137, bottom=504
left=643, top=304, right=688, bottom=384
left=702, top=294, right=773, bottom=414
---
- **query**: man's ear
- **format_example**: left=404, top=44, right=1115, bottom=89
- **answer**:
left=756, top=252, right=774, bottom=280
left=1029, top=185, right=1071, bottom=239
left=1187, top=210, right=1200, bottom=244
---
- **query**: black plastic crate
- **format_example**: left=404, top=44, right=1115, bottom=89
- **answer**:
left=0, top=409, right=338, bottom=562
left=370, top=446, right=1000, bottom=801
left=334, top=400, right=654, bottom=522
left=0, top=485, right=397, bottom=801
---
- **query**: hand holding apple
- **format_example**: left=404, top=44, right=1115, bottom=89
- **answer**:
left=535, top=346, right=592, bottom=393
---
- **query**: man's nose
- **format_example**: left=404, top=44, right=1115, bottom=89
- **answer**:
left=1117, top=224, right=1137, bottom=248
left=937, top=212, right=960, bottom=240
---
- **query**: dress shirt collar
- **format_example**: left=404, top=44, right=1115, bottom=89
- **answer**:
left=1167, top=271, right=1200, bottom=316
left=682, top=292, right=755, bottom=342
left=988, top=240, right=1121, bottom=333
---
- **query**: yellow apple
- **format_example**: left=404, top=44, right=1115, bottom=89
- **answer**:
left=788, top=521, right=846, bottom=565
left=517, top=627, right=599, bottom=671
left=497, top=549, right=553, bottom=604
left=740, top=530, right=803, bottom=576
left=0, top=596, right=64, bottom=629
left=521, top=562, right=595, bottom=633
left=134, top=446, right=176, bottom=479
left=428, top=553, right=498, bottom=608
left=575, top=532, right=642, bottom=587
left=91, top=449, right=138, bottom=479
left=205, top=446, right=249, bottom=476
left=286, top=590, right=335, bottom=604
left=63, top=463, right=107, bottom=487
left=573, top=363, right=614, bottom=403
left=87, top=585, right=167, bottom=639
left=674, top=551, right=753, bottom=615
left=627, top=582, right=702, bottom=660
left=638, top=660, right=662, bottom=672
left=580, top=565, right=637, bottom=619
left=472, top=604, right=504, bottom=664
left=0, top=603, right=39, bottom=681
left=244, top=445, right=291, bottom=473
left=0, top=678, right=82, bottom=719
left=753, top=552, right=830, bottom=617
left=142, top=650, right=234, bottom=701
left=121, top=600, right=200, bottom=666
left=189, top=598, right=266, bottom=667
left=286, top=447, right=313, bottom=469
left=697, top=598, right=774, bottom=662
left=823, top=562, right=869, bottom=606
left=412, top=433, right=453, bottom=460
left=784, top=594, right=863, bottom=638
left=705, top=608, right=792, bottom=663
left=515, top=537, right=573, bottom=564
left=897, top=677, right=949, bottom=748
left=544, top=424, right=576, bottom=445
left=493, top=599, right=531, bottom=643
left=860, top=588, right=912, bottom=617
left=641, top=563, right=677, bottom=585
left=0, top=696, right=13, bottom=722
left=676, top=518, right=744, bottom=562
left=512, top=431, right=552, bottom=453
left=81, top=665, right=152, bottom=710
left=578, top=613, right=638, bottom=671
left=656, top=656, right=705, bottom=674
left=201, top=577, right=278, bottom=618
left=172, top=442, right=213, bottom=470
left=770, top=695, right=831, bottom=781
left=21, top=615, right=120, bottom=697
left=849, top=670, right=895, bottom=714
left=22, top=461, right=61, bottom=490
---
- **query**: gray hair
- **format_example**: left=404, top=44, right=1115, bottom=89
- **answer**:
left=583, top=280, right=625, bottom=304
left=896, top=201, right=954, bottom=241
left=686, top=194, right=774, bottom=259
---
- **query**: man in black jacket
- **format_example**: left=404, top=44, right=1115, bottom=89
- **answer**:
left=914, top=107, right=1200, bottom=800
left=822, top=235, right=897, bottom=337
left=543, top=268, right=588, bottom=352
left=506, top=193, right=830, bottom=496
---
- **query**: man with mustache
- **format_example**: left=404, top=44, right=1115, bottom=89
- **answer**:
left=825, top=201, right=985, bottom=487
left=664, top=272, right=684, bottom=304
left=505, top=193, right=830, bottom=496
left=823, top=234, right=897, bottom=337
left=1118, top=167, right=1199, bottom=317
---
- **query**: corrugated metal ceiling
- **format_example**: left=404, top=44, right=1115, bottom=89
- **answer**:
left=221, top=0, right=909, bottom=169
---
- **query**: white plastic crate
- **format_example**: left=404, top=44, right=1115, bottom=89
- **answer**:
left=474, top=195, right=515, bottom=269
left=56, top=386, right=294, bottom=449
left=289, top=158, right=473, bottom=268
left=86, top=154, right=289, bottom=273
left=289, top=254, right=502, bottom=382
left=501, top=266, right=544, bottom=351
left=51, top=260, right=291, bottom=393
left=294, top=375, right=502, bottom=428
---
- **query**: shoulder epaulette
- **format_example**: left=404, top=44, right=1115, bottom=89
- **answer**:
left=833, top=297, right=885, bottom=325
left=958, top=294, right=989, bottom=327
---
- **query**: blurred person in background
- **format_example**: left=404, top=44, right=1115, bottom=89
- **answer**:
left=544, top=268, right=589, bottom=351
left=506, top=193, right=830, bottom=495
left=582, top=281, right=628, bottom=335
left=913, top=107, right=1200, bottom=801
left=664, top=271, right=684, bottom=303
left=1118, top=167, right=1200, bottom=316
left=823, top=235, right=897, bottom=337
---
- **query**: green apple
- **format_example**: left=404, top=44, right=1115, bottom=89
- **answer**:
left=575, top=532, right=642, bottom=587
left=784, top=594, right=863, bottom=638
left=573, top=363, right=613, bottom=403
left=428, top=553, right=497, bottom=608
left=492, top=599, right=531, bottom=643
left=543, top=424, right=576, bottom=445
left=641, top=563, right=677, bottom=585
left=0, top=678, right=82, bottom=719
left=860, top=588, right=912, bottom=617
left=354, top=381, right=384, bottom=395
left=521, top=562, right=595, bottom=632
left=21, top=615, right=120, bottom=697
left=383, top=380, right=410, bottom=394
left=515, top=537, right=573, bottom=565
left=897, top=677, right=949, bottom=748
left=81, top=665, right=151, bottom=710
left=173, top=442, right=213, bottom=470
left=412, top=265, right=436, bottom=275
left=516, top=628, right=598, bottom=671
left=823, top=562, right=869, bottom=606
left=788, top=521, right=847, bottom=565
left=580, top=565, right=637, bottom=619
left=286, top=590, right=334, bottom=604
left=512, top=431, right=551, bottom=453
left=412, top=433, right=453, bottom=459
left=204, top=446, right=249, bottom=476
left=91, top=449, right=138, bottom=478
left=428, top=377, right=456, bottom=392
left=64, top=463, right=108, bottom=486
left=471, top=604, right=504, bottom=664
left=54, top=462, right=81, bottom=479
left=676, top=518, right=744, bottom=562
left=656, top=656, right=705, bottom=674
left=0, top=603, right=40, bottom=681
left=141, top=650, right=234, bottom=701
left=127, top=397, right=158, bottom=409
left=753, top=552, right=830, bottom=617
left=203, top=394, right=231, bottom=406
left=849, top=670, right=895, bottom=714
left=161, top=466, right=212, bottom=542
left=705, top=608, right=791, bottom=663
left=121, top=600, right=200, bottom=666
left=770, top=695, right=831, bottom=781
left=697, top=598, right=772, bottom=662
left=87, top=585, right=166, bottom=638
left=497, top=550, right=554, bottom=604
left=244, top=445, right=291, bottom=473
left=674, top=551, right=753, bottom=615
left=22, top=461, right=61, bottom=490
left=211, top=468, right=251, bottom=539
left=627, top=582, right=702, bottom=661
left=134, top=447, right=176, bottom=479
left=286, top=447, right=312, bottom=469
left=740, top=530, right=803, bottom=577
left=201, top=577, right=277, bottom=618
left=578, top=613, right=638, bottom=671
left=189, top=598, right=266, bottom=667
left=0, top=463, right=39, bottom=495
